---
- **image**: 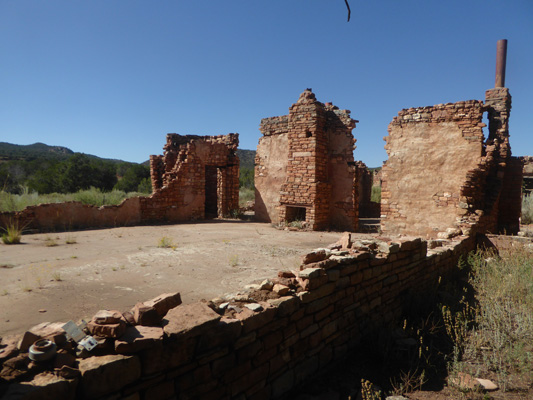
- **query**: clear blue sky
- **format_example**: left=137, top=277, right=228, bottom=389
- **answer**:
left=1, top=1, right=532, bottom=168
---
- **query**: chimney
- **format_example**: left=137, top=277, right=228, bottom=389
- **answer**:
left=495, top=39, right=507, bottom=88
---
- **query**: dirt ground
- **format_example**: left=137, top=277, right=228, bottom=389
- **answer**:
left=0, top=220, right=346, bottom=337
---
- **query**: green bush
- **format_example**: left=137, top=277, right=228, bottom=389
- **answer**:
left=239, top=187, right=254, bottom=207
left=371, top=186, right=381, bottom=203
left=522, top=194, right=533, bottom=225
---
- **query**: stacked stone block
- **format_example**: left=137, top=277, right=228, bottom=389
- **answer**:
left=256, top=90, right=358, bottom=231
left=1, top=232, right=477, bottom=400
left=142, top=133, right=240, bottom=222
left=382, top=88, right=521, bottom=238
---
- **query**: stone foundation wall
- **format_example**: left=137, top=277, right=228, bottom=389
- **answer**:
left=0, top=198, right=142, bottom=233
left=1, top=232, right=477, bottom=400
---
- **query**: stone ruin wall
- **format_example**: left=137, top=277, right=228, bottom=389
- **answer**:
left=381, top=87, right=522, bottom=238
left=1, top=230, right=482, bottom=400
left=144, top=134, right=240, bottom=222
left=0, top=134, right=240, bottom=233
left=255, top=90, right=358, bottom=231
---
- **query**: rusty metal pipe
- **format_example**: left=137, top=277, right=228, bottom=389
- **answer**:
left=495, top=39, right=507, bottom=87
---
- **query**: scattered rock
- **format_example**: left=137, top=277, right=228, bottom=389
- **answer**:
left=87, top=320, right=127, bottom=339
left=244, top=303, right=263, bottom=312
left=449, top=372, right=482, bottom=391
left=272, top=284, right=290, bottom=296
left=260, top=279, right=274, bottom=290
left=476, top=378, right=498, bottom=391
left=93, top=310, right=123, bottom=324
left=339, top=232, right=352, bottom=249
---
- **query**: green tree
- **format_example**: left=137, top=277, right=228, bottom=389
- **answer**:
left=114, top=164, right=150, bottom=192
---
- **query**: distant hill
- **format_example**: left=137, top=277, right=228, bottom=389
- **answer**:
left=0, top=142, right=74, bottom=161
left=0, top=142, right=130, bottom=164
left=237, top=149, right=255, bottom=170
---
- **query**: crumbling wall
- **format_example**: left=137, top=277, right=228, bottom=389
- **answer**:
left=381, top=87, right=521, bottom=238
left=0, top=198, right=142, bottom=233
left=0, top=134, right=240, bottom=233
left=381, top=101, right=486, bottom=237
left=141, top=133, right=240, bottom=222
left=254, top=116, right=289, bottom=223
left=255, top=90, right=357, bottom=231
left=0, top=232, right=477, bottom=400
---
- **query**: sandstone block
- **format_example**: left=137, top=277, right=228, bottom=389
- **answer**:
left=78, top=354, right=141, bottom=399
left=1, top=372, right=78, bottom=400
left=163, top=302, right=221, bottom=338
left=272, top=284, right=290, bottom=296
left=115, top=326, right=163, bottom=354
left=86, top=320, right=126, bottom=339
left=302, top=249, right=328, bottom=265
left=143, top=292, right=182, bottom=317
left=92, top=310, right=122, bottom=324
left=132, top=303, right=161, bottom=326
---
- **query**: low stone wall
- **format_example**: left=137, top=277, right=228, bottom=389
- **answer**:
left=0, top=197, right=142, bottom=233
left=0, top=233, right=477, bottom=399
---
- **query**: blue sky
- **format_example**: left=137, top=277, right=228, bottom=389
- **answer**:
left=1, top=1, right=532, bottom=168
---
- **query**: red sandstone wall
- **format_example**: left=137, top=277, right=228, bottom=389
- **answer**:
left=255, top=91, right=357, bottom=231
left=0, top=232, right=477, bottom=399
left=143, top=134, right=240, bottom=223
left=381, top=101, right=485, bottom=237
left=255, top=116, right=289, bottom=223
left=0, top=197, right=142, bottom=233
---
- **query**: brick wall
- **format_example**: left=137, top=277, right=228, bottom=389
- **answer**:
left=255, top=90, right=358, bottom=231
left=0, top=134, right=240, bottom=233
left=1, top=232, right=479, bottom=399
left=143, top=134, right=240, bottom=222
left=381, top=88, right=521, bottom=238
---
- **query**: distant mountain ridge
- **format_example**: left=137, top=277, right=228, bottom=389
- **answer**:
left=0, top=141, right=257, bottom=169
left=0, top=142, right=74, bottom=161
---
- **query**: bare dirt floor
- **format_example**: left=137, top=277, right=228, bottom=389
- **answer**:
left=0, top=220, right=346, bottom=337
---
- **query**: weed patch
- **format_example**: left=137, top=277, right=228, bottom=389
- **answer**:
left=1, top=220, right=24, bottom=244
left=157, top=236, right=176, bottom=249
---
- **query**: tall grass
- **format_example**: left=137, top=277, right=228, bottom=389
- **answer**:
left=371, top=186, right=381, bottom=203
left=522, top=193, right=533, bottom=225
left=0, top=187, right=145, bottom=212
left=239, top=187, right=254, bottom=207
left=447, top=249, right=533, bottom=392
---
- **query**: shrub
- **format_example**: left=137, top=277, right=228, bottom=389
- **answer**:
left=522, top=194, right=533, bottom=225
left=371, top=186, right=381, bottom=203
left=1, top=220, right=24, bottom=244
left=446, top=249, right=533, bottom=392
left=239, top=187, right=254, bottom=207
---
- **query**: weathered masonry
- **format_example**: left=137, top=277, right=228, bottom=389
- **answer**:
left=0, top=134, right=240, bottom=232
left=147, top=134, right=240, bottom=220
left=381, top=40, right=522, bottom=238
left=255, top=89, right=358, bottom=231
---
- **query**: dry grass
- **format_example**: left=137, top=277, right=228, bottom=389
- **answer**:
left=446, top=248, right=533, bottom=392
